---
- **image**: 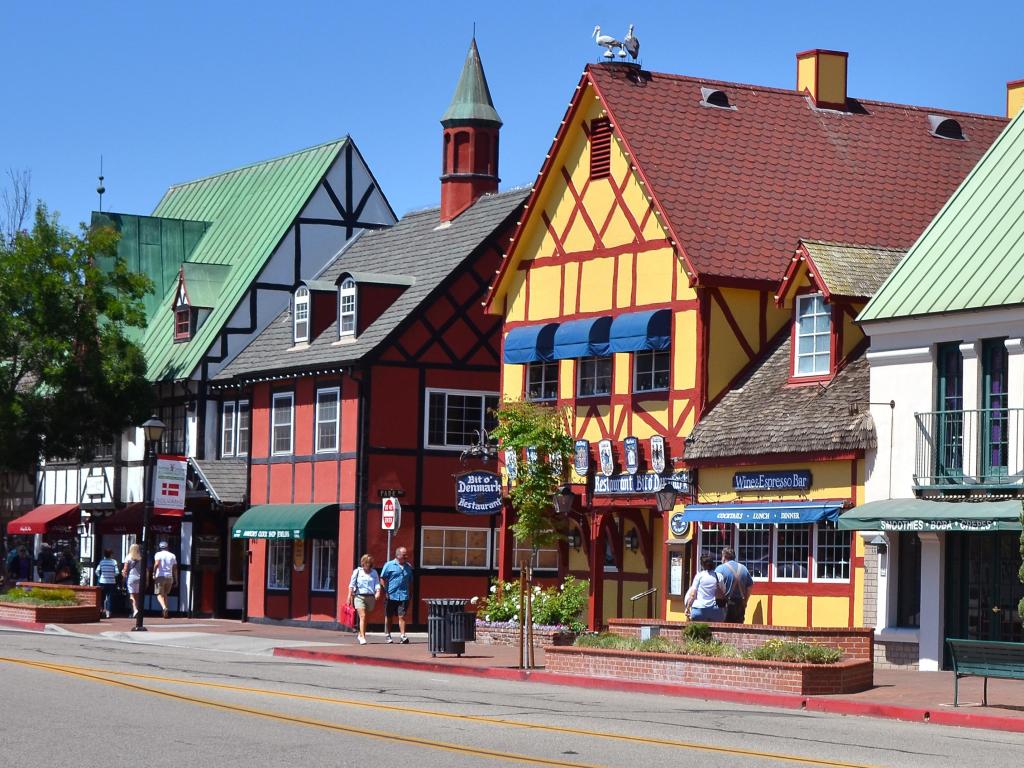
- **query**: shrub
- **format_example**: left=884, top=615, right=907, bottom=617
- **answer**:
left=682, top=622, right=712, bottom=642
left=478, top=576, right=588, bottom=632
left=3, top=586, right=77, bottom=607
left=572, top=632, right=736, bottom=658
left=744, top=639, right=842, bottom=664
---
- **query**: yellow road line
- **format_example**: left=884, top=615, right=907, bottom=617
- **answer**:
left=2, top=656, right=880, bottom=768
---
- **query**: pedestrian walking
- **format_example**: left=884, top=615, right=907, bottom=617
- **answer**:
left=55, top=547, right=78, bottom=584
left=684, top=554, right=726, bottom=623
left=348, top=554, right=381, bottom=645
left=122, top=543, right=144, bottom=618
left=95, top=549, right=120, bottom=619
left=152, top=541, right=178, bottom=619
left=716, top=547, right=754, bottom=624
left=8, top=545, right=33, bottom=583
left=380, top=546, right=414, bottom=644
left=37, top=543, right=57, bottom=583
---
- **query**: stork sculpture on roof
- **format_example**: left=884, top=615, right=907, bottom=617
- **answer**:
left=622, top=24, right=639, bottom=61
left=592, top=25, right=622, bottom=59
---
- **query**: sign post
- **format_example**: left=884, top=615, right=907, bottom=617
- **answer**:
left=381, top=496, right=401, bottom=561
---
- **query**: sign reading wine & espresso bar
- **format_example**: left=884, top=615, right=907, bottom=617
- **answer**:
left=733, top=470, right=812, bottom=492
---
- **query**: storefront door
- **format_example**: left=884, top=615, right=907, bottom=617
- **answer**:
left=946, top=533, right=1024, bottom=645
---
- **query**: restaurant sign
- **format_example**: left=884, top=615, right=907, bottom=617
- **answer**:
left=455, top=471, right=503, bottom=516
left=879, top=518, right=1003, bottom=532
left=594, top=471, right=689, bottom=496
left=733, top=470, right=812, bottom=492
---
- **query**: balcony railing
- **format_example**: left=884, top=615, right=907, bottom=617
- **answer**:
left=914, top=408, right=1024, bottom=490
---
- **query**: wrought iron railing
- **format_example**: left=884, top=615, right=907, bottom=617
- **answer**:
left=914, top=408, right=1024, bottom=489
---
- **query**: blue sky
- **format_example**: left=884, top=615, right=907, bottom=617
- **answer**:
left=3, top=1, right=1022, bottom=227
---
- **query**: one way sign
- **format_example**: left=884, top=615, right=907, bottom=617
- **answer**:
left=381, top=496, right=401, bottom=531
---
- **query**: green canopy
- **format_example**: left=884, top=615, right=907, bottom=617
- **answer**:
left=838, top=499, right=1023, bottom=533
left=231, top=503, right=340, bottom=540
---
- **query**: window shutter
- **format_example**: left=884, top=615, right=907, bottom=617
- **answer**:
left=590, top=118, right=612, bottom=179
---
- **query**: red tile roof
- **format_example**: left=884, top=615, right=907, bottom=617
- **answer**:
left=589, top=64, right=1007, bottom=284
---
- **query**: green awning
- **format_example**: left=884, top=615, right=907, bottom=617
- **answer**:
left=838, top=499, right=1023, bottom=533
left=231, top=503, right=340, bottom=540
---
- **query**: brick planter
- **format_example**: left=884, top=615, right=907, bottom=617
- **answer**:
left=545, top=646, right=873, bottom=695
left=0, top=581, right=102, bottom=624
left=475, top=621, right=577, bottom=647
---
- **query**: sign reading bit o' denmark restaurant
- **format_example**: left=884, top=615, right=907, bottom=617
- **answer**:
left=733, top=470, right=812, bottom=492
left=455, top=471, right=503, bottom=515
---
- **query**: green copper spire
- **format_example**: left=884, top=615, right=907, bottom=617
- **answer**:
left=441, top=38, right=502, bottom=126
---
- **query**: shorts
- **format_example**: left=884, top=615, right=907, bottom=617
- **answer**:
left=127, top=577, right=141, bottom=595
left=154, top=577, right=174, bottom=596
left=354, top=594, right=376, bottom=612
left=386, top=598, right=409, bottom=618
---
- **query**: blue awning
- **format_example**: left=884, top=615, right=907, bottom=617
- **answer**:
left=608, top=309, right=671, bottom=353
left=682, top=501, right=844, bottom=525
left=552, top=316, right=612, bottom=360
left=503, top=323, right=558, bottom=364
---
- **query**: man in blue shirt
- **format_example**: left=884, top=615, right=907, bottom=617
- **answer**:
left=380, top=547, right=414, bottom=644
left=715, top=547, right=753, bottom=623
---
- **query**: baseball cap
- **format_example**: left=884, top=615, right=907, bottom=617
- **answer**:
left=158, top=541, right=169, bottom=549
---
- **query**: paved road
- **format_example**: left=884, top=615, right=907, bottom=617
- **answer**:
left=2, top=629, right=1022, bottom=767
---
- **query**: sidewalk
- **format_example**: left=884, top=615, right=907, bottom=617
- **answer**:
left=15, top=615, right=1024, bottom=734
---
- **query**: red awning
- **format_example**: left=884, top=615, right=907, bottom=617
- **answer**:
left=95, top=503, right=182, bottom=536
left=6, top=504, right=81, bottom=535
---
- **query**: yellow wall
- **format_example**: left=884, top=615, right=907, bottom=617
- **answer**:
left=698, top=459, right=856, bottom=503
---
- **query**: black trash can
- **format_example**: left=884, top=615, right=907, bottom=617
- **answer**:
left=425, top=598, right=473, bottom=657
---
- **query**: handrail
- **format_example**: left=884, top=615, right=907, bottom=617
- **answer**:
left=629, top=586, right=658, bottom=602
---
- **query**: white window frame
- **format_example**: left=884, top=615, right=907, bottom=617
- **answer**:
left=735, top=523, right=771, bottom=580
left=315, top=387, right=340, bottom=453
left=271, top=392, right=294, bottom=456
left=266, top=540, right=291, bottom=590
left=236, top=400, right=250, bottom=457
left=221, top=401, right=236, bottom=457
left=493, top=539, right=559, bottom=571
left=794, top=294, right=831, bottom=377
left=526, top=361, right=559, bottom=402
left=420, top=526, right=491, bottom=570
left=339, top=277, right=357, bottom=337
left=310, top=539, right=337, bottom=592
left=812, top=521, right=852, bottom=583
left=577, top=356, right=612, bottom=397
left=633, top=349, right=671, bottom=393
left=772, top=524, right=811, bottom=581
left=697, top=522, right=732, bottom=565
left=293, top=286, right=310, bottom=343
left=424, top=388, right=499, bottom=451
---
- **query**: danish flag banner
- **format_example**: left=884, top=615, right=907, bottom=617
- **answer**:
left=153, top=455, right=188, bottom=513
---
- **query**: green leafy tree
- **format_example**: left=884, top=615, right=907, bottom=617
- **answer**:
left=0, top=203, right=153, bottom=473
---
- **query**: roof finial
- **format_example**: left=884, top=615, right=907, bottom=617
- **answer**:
left=96, top=155, right=106, bottom=212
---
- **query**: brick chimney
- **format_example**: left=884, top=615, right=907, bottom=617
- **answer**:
left=1008, top=79, right=1024, bottom=119
left=796, top=49, right=849, bottom=110
left=439, top=38, right=502, bottom=223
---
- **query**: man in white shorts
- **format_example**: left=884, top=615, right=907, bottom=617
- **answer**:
left=152, top=541, right=178, bottom=619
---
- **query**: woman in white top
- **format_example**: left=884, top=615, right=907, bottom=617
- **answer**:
left=684, top=554, right=726, bottom=622
left=348, top=553, right=382, bottom=645
left=121, top=543, right=143, bottom=618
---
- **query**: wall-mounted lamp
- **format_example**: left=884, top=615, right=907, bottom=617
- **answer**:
left=868, top=534, right=887, bottom=553
left=553, top=484, right=576, bottom=517
left=566, top=529, right=581, bottom=550
left=624, top=529, right=639, bottom=552
left=654, top=481, right=677, bottom=513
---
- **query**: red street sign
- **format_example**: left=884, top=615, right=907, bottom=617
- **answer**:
left=381, top=497, right=400, bottom=531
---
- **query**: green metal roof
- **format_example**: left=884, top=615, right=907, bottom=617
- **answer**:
left=440, top=39, right=502, bottom=126
left=860, top=110, right=1024, bottom=322
left=141, top=138, right=348, bottom=380
left=231, top=503, right=341, bottom=540
left=838, top=499, right=1022, bottom=532
left=181, top=262, right=231, bottom=308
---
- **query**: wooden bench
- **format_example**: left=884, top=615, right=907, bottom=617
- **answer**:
left=946, top=638, right=1024, bottom=706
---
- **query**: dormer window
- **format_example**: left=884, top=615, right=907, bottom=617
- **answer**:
left=293, top=286, right=310, bottom=343
left=794, top=294, right=831, bottom=377
left=339, top=277, right=357, bottom=337
left=928, top=115, right=965, bottom=141
left=173, top=282, right=193, bottom=342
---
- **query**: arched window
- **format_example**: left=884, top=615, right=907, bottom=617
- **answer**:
left=293, top=286, right=310, bottom=342
left=475, top=132, right=492, bottom=175
left=453, top=131, right=471, bottom=174
left=339, top=277, right=357, bottom=337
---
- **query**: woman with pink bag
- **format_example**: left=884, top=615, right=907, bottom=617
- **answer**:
left=347, top=553, right=381, bottom=645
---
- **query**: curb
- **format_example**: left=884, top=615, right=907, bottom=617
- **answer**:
left=0, top=617, right=45, bottom=632
left=272, top=646, right=1024, bottom=734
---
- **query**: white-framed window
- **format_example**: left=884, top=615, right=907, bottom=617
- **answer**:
left=339, top=277, right=357, bottom=337
left=577, top=356, right=612, bottom=397
left=267, top=540, right=291, bottom=590
left=315, top=387, right=340, bottom=453
left=222, top=402, right=236, bottom=457
left=526, top=361, right=558, bottom=402
left=310, top=539, right=337, bottom=592
left=794, top=294, right=831, bottom=376
left=493, top=539, right=559, bottom=571
left=271, top=392, right=294, bottom=455
left=774, top=524, right=810, bottom=580
left=293, top=287, right=310, bottom=342
left=634, top=349, right=671, bottom=393
left=421, top=526, right=490, bottom=569
left=425, top=388, right=499, bottom=450
left=236, top=400, right=250, bottom=456
left=814, top=521, right=851, bottom=581
left=697, top=522, right=732, bottom=564
left=736, top=524, right=770, bottom=579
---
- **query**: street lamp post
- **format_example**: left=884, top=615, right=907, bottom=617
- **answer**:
left=654, top=481, right=677, bottom=514
left=133, top=416, right=166, bottom=632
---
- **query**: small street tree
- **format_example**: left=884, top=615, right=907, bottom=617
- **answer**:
left=489, top=399, right=573, bottom=667
left=0, top=203, right=154, bottom=475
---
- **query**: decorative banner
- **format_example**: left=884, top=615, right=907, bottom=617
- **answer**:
left=594, top=471, right=690, bottom=496
left=504, top=448, right=518, bottom=481
left=381, top=497, right=402, bottom=530
left=624, top=437, right=639, bottom=475
left=574, top=439, right=590, bottom=476
left=455, top=471, right=503, bottom=516
left=526, top=446, right=538, bottom=465
left=154, top=455, right=187, bottom=512
left=733, top=470, right=812, bottom=492
left=550, top=452, right=563, bottom=476
left=650, top=436, right=666, bottom=474
left=598, top=439, right=614, bottom=477
left=293, top=539, right=305, bottom=572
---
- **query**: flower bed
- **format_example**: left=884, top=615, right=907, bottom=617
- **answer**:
left=0, top=581, right=101, bottom=625
left=475, top=620, right=577, bottom=647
